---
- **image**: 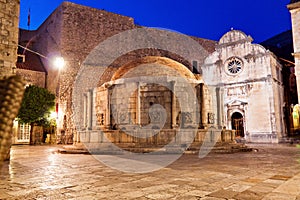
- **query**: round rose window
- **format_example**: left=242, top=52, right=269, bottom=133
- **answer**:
left=226, top=57, right=243, bottom=75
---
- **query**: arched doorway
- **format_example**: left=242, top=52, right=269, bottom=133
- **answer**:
left=231, top=112, right=244, bottom=137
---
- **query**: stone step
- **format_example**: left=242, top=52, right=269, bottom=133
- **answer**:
left=279, top=137, right=300, bottom=144
left=57, top=144, right=89, bottom=154
left=58, top=142, right=252, bottom=155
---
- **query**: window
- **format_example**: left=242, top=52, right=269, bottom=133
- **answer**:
left=225, top=57, right=243, bottom=75
left=17, top=123, right=30, bottom=142
left=17, top=55, right=25, bottom=63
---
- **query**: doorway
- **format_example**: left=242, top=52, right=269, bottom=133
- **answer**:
left=231, top=112, right=244, bottom=137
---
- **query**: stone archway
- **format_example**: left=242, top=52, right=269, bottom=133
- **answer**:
left=95, top=56, right=203, bottom=131
left=231, top=112, right=244, bottom=137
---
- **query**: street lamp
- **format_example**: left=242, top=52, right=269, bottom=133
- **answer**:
left=18, top=44, right=65, bottom=144
left=18, top=44, right=65, bottom=70
left=53, top=57, right=65, bottom=70
left=52, top=56, right=66, bottom=144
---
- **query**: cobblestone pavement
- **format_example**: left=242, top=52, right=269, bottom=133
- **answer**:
left=0, top=144, right=300, bottom=199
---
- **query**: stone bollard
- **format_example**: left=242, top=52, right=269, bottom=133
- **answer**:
left=0, top=75, right=25, bottom=164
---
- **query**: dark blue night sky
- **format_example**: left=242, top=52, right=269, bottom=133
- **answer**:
left=19, top=0, right=292, bottom=43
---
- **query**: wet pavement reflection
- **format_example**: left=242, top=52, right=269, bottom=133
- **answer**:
left=0, top=144, right=300, bottom=199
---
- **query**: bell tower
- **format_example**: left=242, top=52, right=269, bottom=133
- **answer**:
left=288, top=0, right=300, bottom=103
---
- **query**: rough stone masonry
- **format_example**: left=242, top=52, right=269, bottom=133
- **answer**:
left=0, top=0, right=23, bottom=162
left=0, top=0, right=19, bottom=78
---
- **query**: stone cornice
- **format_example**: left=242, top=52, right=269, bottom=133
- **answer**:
left=292, top=52, right=300, bottom=57
left=288, top=1, right=300, bottom=10
left=217, top=37, right=252, bottom=49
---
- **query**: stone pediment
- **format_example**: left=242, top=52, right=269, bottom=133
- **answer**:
left=218, top=30, right=253, bottom=47
left=225, top=99, right=248, bottom=106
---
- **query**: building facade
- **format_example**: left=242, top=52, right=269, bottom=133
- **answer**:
left=12, top=39, right=48, bottom=145
left=0, top=0, right=21, bottom=160
left=18, top=2, right=291, bottom=144
left=203, top=30, right=285, bottom=143
left=289, top=0, right=300, bottom=104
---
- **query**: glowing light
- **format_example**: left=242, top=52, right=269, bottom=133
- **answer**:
left=53, top=57, right=65, bottom=69
left=50, top=111, right=57, bottom=119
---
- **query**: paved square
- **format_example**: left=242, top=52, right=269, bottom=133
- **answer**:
left=0, top=144, right=300, bottom=199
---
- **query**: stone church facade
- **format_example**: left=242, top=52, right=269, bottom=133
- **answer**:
left=17, top=1, right=294, bottom=144
left=203, top=31, right=285, bottom=143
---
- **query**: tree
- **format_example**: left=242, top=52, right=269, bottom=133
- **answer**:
left=17, top=85, right=55, bottom=144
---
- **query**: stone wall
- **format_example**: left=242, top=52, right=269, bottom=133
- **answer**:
left=288, top=1, right=300, bottom=103
left=289, top=2, right=300, bottom=54
left=24, top=2, right=137, bottom=139
left=16, top=69, right=45, bottom=88
left=0, top=0, right=20, bottom=78
left=26, top=6, right=63, bottom=94
left=59, top=2, right=136, bottom=93
left=0, top=0, right=20, bottom=161
left=58, top=2, right=137, bottom=139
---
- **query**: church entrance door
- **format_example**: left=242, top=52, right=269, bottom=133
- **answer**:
left=231, top=112, right=244, bottom=137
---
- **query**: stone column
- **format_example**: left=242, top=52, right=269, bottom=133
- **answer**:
left=216, top=87, right=221, bottom=128
left=92, top=88, right=98, bottom=130
left=171, top=81, right=177, bottom=128
left=105, top=86, right=111, bottom=130
left=243, top=105, right=248, bottom=141
left=83, top=93, right=87, bottom=129
left=136, top=82, right=141, bottom=125
left=219, top=87, right=225, bottom=128
left=198, top=83, right=204, bottom=128
left=87, top=89, right=93, bottom=130
left=224, top=105, right=229, bottom=129
left=202, top=85, right=208, bottom=128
